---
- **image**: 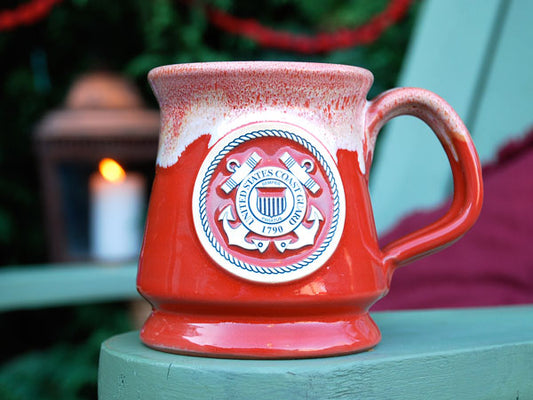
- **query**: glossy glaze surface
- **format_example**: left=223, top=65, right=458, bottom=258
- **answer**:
left=137, top=62, right=483, bottom=358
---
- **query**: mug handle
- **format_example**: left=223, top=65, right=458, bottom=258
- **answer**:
left=365, top=88, right=483, bottom=271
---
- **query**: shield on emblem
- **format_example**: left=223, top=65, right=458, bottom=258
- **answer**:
left=256, top=187, right=287, bottom=218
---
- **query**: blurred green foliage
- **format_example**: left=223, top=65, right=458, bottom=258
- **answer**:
left=0, top=0, right=418, bottom=398
left=0, top=303, right=132, bottom=399
left=0, top=0, right=418, bottom=265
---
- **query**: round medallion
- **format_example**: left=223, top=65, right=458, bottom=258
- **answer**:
left=192, top=122, right=346, bottom=283
left=236, top=166, right=307, bottom=237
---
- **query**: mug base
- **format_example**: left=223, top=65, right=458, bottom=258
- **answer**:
left=140, top=310, right=381, bottom=359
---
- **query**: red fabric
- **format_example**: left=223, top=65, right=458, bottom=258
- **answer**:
left=373, top=129, right=533, bottom=310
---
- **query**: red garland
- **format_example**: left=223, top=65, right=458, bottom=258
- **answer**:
left=207, top=0, right=414, bottom=54
left=0, top=0, right=63, bottom=31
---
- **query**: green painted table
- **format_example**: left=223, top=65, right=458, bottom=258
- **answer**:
left=99, top=305, right=533, bottom=399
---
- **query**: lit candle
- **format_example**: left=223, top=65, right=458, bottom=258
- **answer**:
left=89, top=158, right=146, bottom=262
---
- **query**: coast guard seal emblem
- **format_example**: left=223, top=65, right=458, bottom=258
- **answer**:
left=192, top=123, right=346, bottom=283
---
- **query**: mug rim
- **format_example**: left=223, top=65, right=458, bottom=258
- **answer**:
left=148, top=61, right=374, bottom=82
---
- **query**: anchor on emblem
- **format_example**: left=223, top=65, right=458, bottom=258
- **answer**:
left=218, top=151, right=324, bottom=253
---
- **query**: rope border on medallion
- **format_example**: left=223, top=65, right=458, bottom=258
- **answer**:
left=198, top=129, right=341, bottom=276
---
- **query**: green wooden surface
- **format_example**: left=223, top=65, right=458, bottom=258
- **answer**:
left=0, top=262, right=139, bottom=311
left=370, top=0, right=504, bottom=233
left=99, top=305, right=533, bottom=400
left=471, top=0, right=533, bottom=163
left=370, top=0, right=533, bottom=234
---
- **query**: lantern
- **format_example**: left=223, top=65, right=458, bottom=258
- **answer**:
left=34, top=72, right=159, bottom=262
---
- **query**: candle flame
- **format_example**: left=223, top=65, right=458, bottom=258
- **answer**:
left=99, top=158, right=126, bottom=183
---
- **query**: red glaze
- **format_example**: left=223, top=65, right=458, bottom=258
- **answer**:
left=137, top=62, right=483, bottom=358
left=365, top=88, right=484, bottom=269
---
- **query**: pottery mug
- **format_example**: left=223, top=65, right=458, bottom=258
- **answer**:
left=137, top=62, right=483, bottom=358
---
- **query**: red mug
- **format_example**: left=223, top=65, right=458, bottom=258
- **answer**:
left=138, top=62, right=483, bottom=358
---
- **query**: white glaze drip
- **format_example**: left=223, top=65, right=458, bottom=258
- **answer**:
left=156, top=105, right=368, bottom=174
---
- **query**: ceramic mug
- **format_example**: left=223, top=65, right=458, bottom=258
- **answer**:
left=138, top=62, right=483, bottom=358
